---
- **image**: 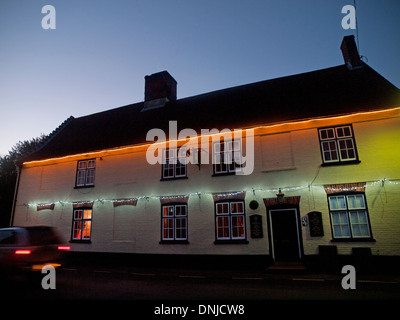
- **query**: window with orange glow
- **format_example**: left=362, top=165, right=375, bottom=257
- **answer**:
left=161, top=204, right=188, bottom=241
left=72, top=209, right=92, bottom=241
left=215, top=200, right=246, bottom=241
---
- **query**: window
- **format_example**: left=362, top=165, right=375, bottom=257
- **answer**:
left=328, top=193, right=373, bottom=240
left=318, top=125, right=358, bottom=164
left=161, top=204, right=188, bottom=242
left=213, top=139, right=242, bottom=175
left=162, top=147, right=187, bottom=179
left=76, top=159, right=96, bottom=187
left=71, top=209, right=92, bottom=241
left=215, top=200, right=246, bottom=241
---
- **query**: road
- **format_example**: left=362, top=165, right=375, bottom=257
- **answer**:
left=4, top=264, right=400, bottom=301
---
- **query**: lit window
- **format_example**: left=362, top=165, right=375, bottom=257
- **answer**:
left=215, top=201, right=246, bottom=241
left=76, top=159, right=96, bottom=187
left=72, top=209, right=92, bottom=241
left=328, top=193, right=372, bottom=240
left=161, top=204, right=188, bottom=241
left=318, top=125, right=358, bottom=164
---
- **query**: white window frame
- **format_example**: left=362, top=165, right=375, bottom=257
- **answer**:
left=215, top=201, right=246, bottom=241
left=319, top=125, right=357, bottom=164
left=76, top=159, right=96, bottom=187
left=72, top=209, right=92, bottom=241
left=162, top=147, right=187, bottom=179
left=213, top=139, right=242, bottom=175
left=161, top=204, right=188, bottom=241
left=328, top=193, right=372, bottom=240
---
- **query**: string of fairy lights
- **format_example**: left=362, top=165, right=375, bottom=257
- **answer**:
left=23, top=178, right=399, bottom=210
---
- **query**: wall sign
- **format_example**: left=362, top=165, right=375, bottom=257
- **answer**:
left=250, top=214, right=263, bottom=238
left=308, top=211, right=324, bottom=237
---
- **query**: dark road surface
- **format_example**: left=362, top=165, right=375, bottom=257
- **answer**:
left=4, top=264, right=400, bottom=301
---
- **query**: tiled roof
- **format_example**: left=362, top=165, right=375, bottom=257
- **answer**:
left=25, top=63, right=400, bottom=162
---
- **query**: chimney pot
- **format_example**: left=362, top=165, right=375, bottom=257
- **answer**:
left=340, top=35, right=362, bottom=69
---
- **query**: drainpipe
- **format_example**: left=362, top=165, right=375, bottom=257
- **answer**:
left=10, top=162, right=22, bottom=227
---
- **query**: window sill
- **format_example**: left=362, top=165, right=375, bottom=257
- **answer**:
left=69, top=239, right=92, bottom=243
left=159, top=240, right=189, bottom=244
left=214, top=239, right=249, bottom=244
left=74, top=185, right=95, bottom=189
left=160, top=176, right=188, bottom=181
left=330, top=238, right=376, bottom=243
left=212, top=172, right=236, bottom=177
left=321, top=160, right=361, bottom=167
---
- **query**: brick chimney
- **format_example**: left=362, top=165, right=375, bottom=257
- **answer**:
left=340, top=35, right=362, bottom=69
left=142, top=71, right=177, bottom=111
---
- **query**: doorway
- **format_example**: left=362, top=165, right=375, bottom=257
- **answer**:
left=268, top=208, right=302, bottom=262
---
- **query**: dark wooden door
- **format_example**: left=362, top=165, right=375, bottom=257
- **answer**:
left=269, top=209, right=301, bottom=262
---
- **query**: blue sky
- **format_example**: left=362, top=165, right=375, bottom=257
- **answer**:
left=0, top=0, right=399, bottom=156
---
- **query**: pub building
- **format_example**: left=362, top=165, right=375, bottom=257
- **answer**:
left=11, top=36, right=400, bottom=271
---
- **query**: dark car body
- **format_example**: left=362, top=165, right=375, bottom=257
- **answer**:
left=0, top=226, right=69, bottom=274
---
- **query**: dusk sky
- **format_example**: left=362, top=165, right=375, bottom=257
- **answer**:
left=0, top=0, right=399, bottom=157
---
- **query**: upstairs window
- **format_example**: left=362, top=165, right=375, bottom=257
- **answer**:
left=76, top=159, right=96, bottom=187
left=213, top=139, right=242, bottom=175
left=162, top=147, right=187, bottom=180
left=318, top=125, right=359, bottom=164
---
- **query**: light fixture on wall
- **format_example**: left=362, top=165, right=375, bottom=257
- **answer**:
left=276, top=188, right=285, bottom=204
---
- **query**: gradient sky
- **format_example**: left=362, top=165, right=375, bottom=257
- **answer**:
left=0, top=0, right=399, bottom=156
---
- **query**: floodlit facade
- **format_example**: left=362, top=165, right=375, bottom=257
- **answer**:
left=11, top=36, right=400, bottom=268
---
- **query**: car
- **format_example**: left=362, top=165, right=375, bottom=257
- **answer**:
left=0, top=226, right=70, bottom=275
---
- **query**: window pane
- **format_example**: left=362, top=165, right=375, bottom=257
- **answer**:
left=73, top=221, right=82, bottom=239
left=86, top=168, right=95, bottom=185
left=87, top=160, right=96, bottom=168
left=231, top=202, right=244, bottom=214
left=175, top=159, right=186, bottom=177
left=163, top=162, right=174, bottom=178
left=78, top=161, right=87, bottom=170
left=163, top=218, right=174, bottom=239
left=74, top=210, right=83, bottom=220
left=336, top=126, right=352, bottom=138
left=82, top=221, right=91, bottom=239
left=321, top=141, right=338, bottom=162
left=338, top=138, right=356, bottom=160
left=76, top=170, right=86, bottom=186
left=329, top=196, right=347, bottom=210
left=331, top=212, right=351, bottom=238
left=216, top=216, right=230, bottom=239
left=347, top=195, right=365, bottom=209
left=349, top=211, right=370, bottom=238
left=83, top=210, right=92, bottom=220
left=175, top=205, right=187, bottom=216
left=163, top=206, right=174, bottom=217
left=175, top=217, right=187, bottom=240
left=231, top=215, right=245, bottom=239
left=319, top=128, right=335, bottom=140
left=216, top=203, right=229, bottom=215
